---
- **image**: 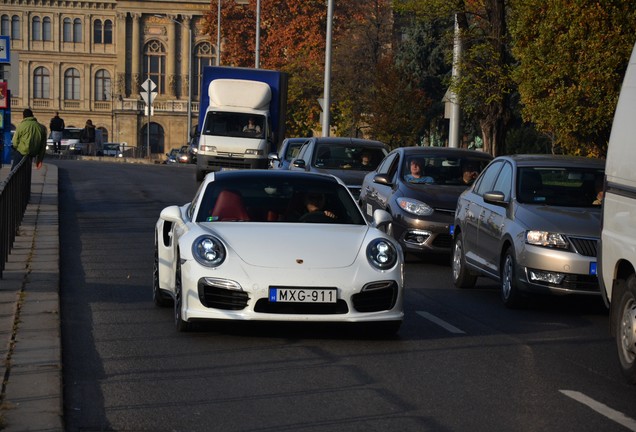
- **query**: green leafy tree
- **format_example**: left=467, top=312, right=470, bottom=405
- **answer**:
left=397, top=0, right=516, bottom=156
left=510, top=0, right=636, bottom=157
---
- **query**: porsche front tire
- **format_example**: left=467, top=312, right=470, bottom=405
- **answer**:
left=174, top=255, right=192, bottom=332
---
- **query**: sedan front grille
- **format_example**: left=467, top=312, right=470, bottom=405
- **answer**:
left=567, top=236, right=598, bottom=257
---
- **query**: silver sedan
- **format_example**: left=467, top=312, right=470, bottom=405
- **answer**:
left=452, top=154, right=605, bottom=308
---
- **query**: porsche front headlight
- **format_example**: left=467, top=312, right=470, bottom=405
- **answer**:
left=525, top=231, right=569, bottom=249
left=366, top=238, right=398, bottom=270
left=397, top=197, right=434, bottom=216
left=192, top=235, right=226, bottom=267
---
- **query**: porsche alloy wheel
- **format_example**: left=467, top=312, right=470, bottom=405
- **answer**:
left=174, top=256, right=192, bottom=332
left=616, top=276, right=636, bottom=384
left=501, top=248, right=524, bottom=309
left=153, top=245, right=171, bottom=307
left=452, top=233, right=477, bottom=289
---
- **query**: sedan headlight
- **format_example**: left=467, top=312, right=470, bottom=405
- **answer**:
left=366, top=238, right=398, bottom=270
left=397, top=197, right=434, bottom=216
left=192, top=235, right=226, bottom=267
left=525, top=231, right=569, bottom=249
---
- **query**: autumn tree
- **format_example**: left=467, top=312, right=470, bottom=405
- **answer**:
left=202, top=1, right=364, bottom=137
left=510, top=0, right=636, bottom=157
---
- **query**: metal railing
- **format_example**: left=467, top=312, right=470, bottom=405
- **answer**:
left=0, top=157, right=32, bottom=278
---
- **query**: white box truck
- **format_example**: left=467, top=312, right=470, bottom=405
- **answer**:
left=599, top=41, right=636, bottom=384
left=195, top=67, right=288, bottom=181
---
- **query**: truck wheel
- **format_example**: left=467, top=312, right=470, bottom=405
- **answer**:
left=196, top=169, right=206, bottom=182
left=616, top=275, right=636, bottom=384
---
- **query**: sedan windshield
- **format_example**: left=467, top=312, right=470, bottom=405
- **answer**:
left=517, top=167, right=605, bottom=207
left=403, top=156, right=491, bottom=185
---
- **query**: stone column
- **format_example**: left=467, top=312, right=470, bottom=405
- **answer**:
left=131, top=12, right=141, bottom=96
left=180, top=16, right=191, bottom=100
left=115, top=12, right=127, bottom=98
left=166, top=16, right=177, bottom=97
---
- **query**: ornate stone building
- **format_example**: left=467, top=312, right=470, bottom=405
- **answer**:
left=1, top=0, right=214, bottom=158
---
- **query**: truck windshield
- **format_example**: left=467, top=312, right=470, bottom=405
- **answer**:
left=202, top=112, right=266, bottom=139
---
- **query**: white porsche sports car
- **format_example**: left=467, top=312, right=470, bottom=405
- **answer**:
left=154, top=170, right=404, bottom=333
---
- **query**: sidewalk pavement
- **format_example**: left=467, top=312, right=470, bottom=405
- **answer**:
left=0, top=162, right=62, bottom=431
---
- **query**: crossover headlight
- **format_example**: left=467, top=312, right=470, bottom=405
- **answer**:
left=366, top=238, right=398, bottom=270
left=525, top=231, right=569, bottom=249
left=192, top=235, right=226, bottom=267
left=397, top=197, right=434, bottom=216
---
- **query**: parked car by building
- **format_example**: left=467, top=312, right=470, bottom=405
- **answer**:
left=154, top=170, right=403, bottom=334
left=46, top=127, right=82, bottom=154
left=177, top=145, right=190, bottom=163
left=359, top=147, right=492, bottom=257
left=599, top=41, right=636, bottom=384
left=102, top=143, right=124, bottom=157
left=288, top=137, right=388, bottom=199
left=452, top=154, right=605, bottom=308
left=164, top=148, right=180, bottom=164
left=268, top=137, right=308, bottom=170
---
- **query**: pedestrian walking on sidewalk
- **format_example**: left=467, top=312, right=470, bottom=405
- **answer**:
left=49, top=111, right=65, bottom=153
left=12, top=108, right=47, bottom=170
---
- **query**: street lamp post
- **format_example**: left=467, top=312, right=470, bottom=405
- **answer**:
left=217, top=1, right=222, bottom=66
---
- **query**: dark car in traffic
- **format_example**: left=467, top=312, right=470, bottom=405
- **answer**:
left=359, top=147, right=492, bottom=257
left=289, top=137, right=388, bottom=199
left=452, top=154, right=605, bottom=308
left=268, top=137, right=308, bottom=170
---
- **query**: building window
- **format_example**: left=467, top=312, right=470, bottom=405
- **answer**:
left=73, top=18, right=82, bottom=43
left=95, top=69, right=111, bottom=101
left=33, top=67, right=50, bottom=99
left=32, top=16, right=41, bottom=41
left=64, top=68, right=80, bottom=100
left=43, top=17, right=52, bottom=41
left=0, top=15, right=8, bottom=36
left=143, top=40, right=166, bottom=94
left=11, top=15, right=20, bottom=40
left=193, top=42, right=215, bottom=98
left=94, top=19, right=102, bottom=43
left=104, top=20, right=112, bottom=44
left=63, top=18, right=72, bottom=42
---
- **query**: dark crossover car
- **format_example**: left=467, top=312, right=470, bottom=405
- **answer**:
left=359, top=147, right=492, bottom=257
left=268, top=137, right=308, bottom=170
left=289, top=137, right=389, bottom=199
left=452, top=154, right=605, bottom=308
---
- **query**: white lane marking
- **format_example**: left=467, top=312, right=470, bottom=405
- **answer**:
left=416, top=311, right=466, bottom=334
left=560, top=390, right=636, bottom=431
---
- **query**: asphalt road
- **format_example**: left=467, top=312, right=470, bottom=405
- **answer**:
left=54, top=160, right=636, bottom=432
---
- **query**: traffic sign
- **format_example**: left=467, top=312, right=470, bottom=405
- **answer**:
left=140, top=91, right=157, bottom=106
left=141, top=78, right=157, bottom=93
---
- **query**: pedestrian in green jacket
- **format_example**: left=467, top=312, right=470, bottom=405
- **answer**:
left=12, top=108, right=47, bottom=170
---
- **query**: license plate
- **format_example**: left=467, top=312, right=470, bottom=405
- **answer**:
left=269, top=288, right=337, bottom=303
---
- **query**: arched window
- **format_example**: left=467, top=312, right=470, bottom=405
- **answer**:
left=33, top=67, right=50, bottom=99
left=63, top=18, right=72, bottom=42
left=11, top=15, right=20, bottom=40
left=95, top=69, right=111, bottom=101
left=193, top=42, right=215, bottom=98
left=42, top=17, right=52, bottom=41
left=73, top=18, right=82, bottom=43
left=64, top=68, right=80, bottom=100
left=97, top=126, right=108, bottom=142
left=104, top=19, right=113, bottom=44
left=0, top=15, right=9, bottom=36
left=32, top=16, right=41, bottom=41
left=143, top=40, right=166, bottom=94
left=93, top=19, right=102, bottom=43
